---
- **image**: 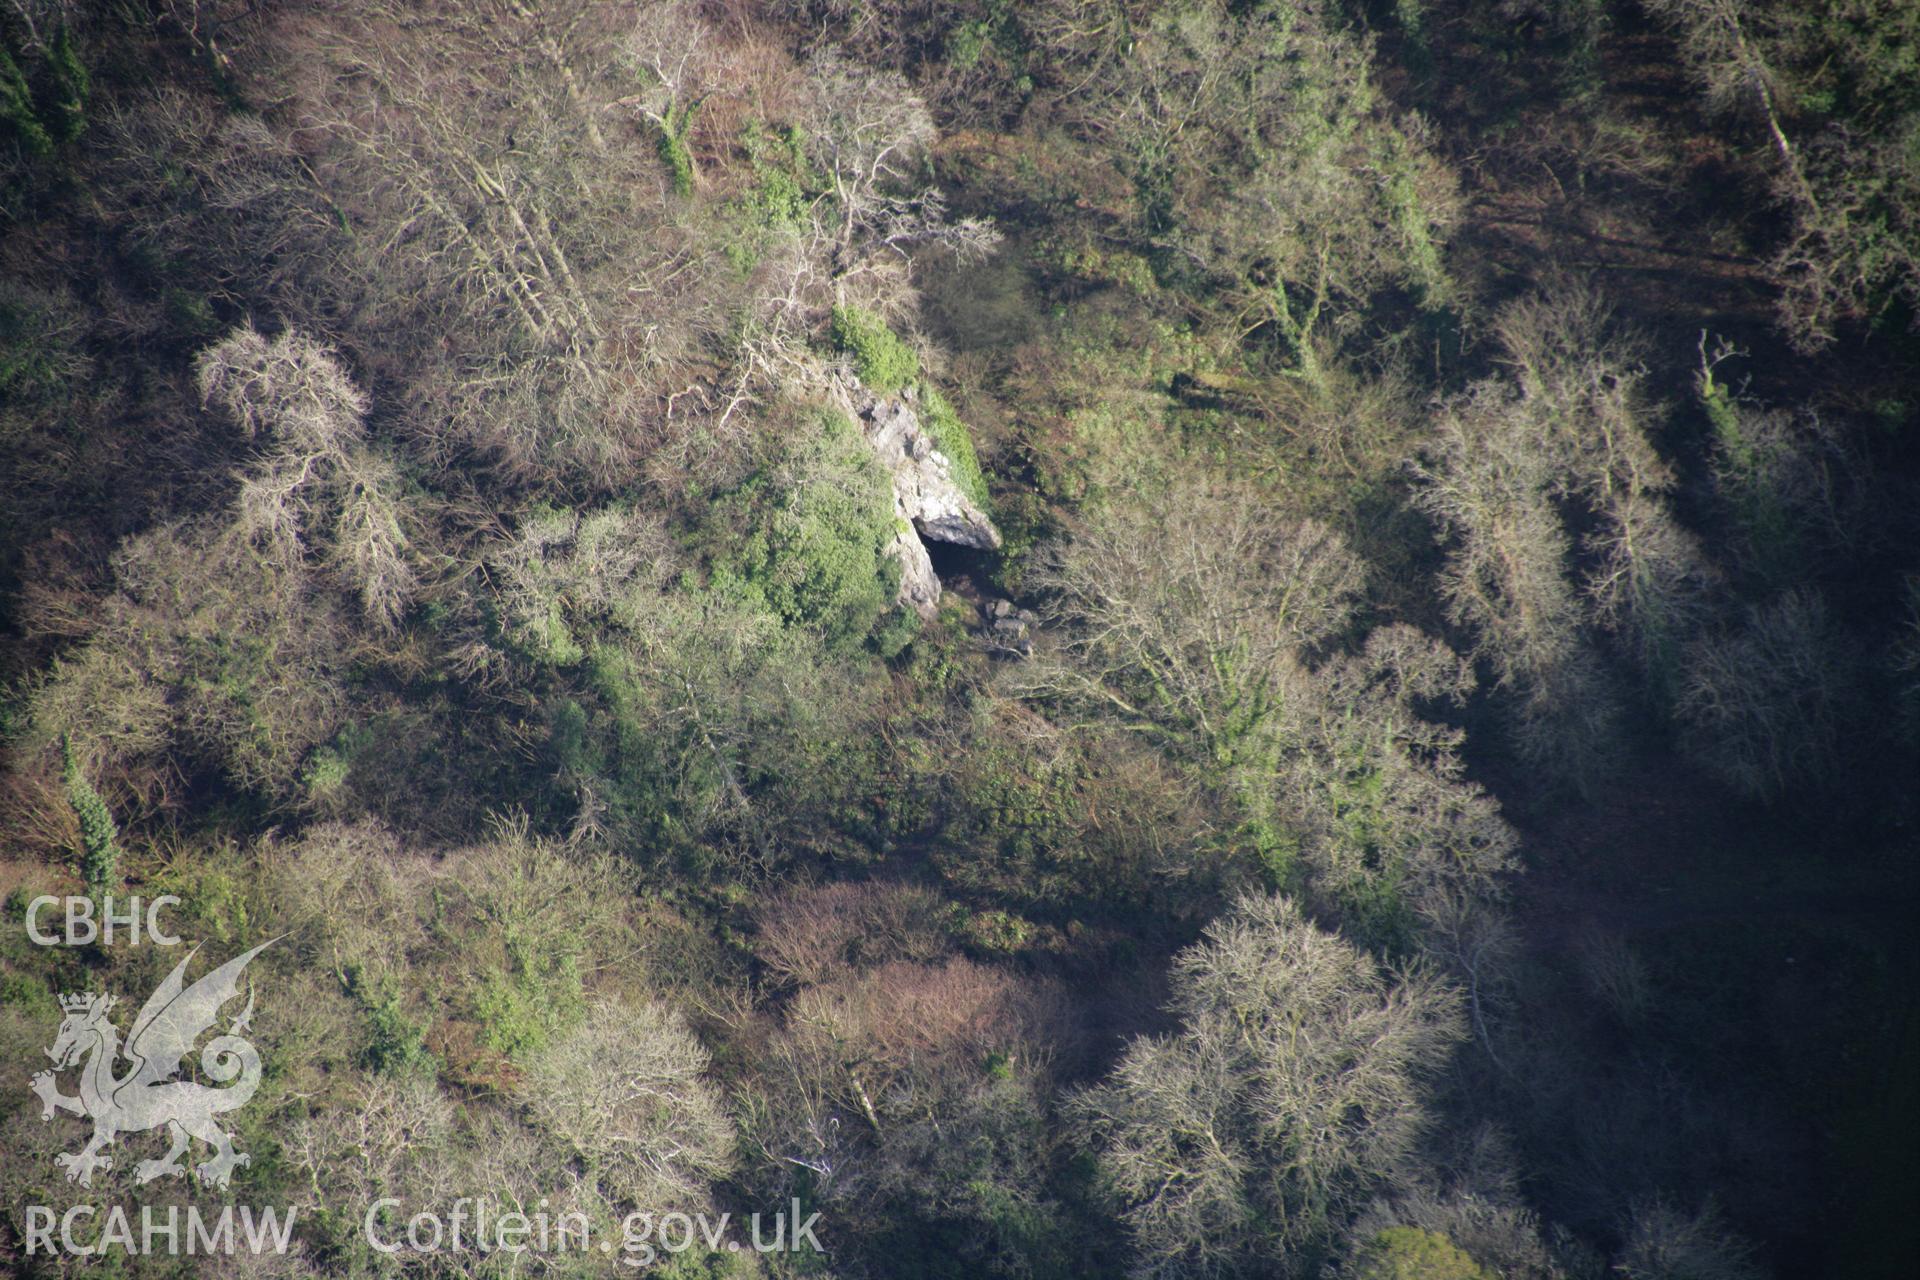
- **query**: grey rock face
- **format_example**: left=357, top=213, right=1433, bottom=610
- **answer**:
left=840, top=381, right=1000, bottom=615
left=888, top=520, right=943, bottom=616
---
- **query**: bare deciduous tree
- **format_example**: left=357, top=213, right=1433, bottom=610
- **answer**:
left=1023, top=474, right=1515, bottom=951
left=1644, top=0, right=1920, bottom=347
left=20, top=520, right=351, bottom=799
left=802, top=49, right=998, bottom=294
left=289, top=1073, right=461, bottom=1230
left=1033, top=0, right=1456, bottom=387
left=1677, top=587, right=1851, bottom=797
left=1410, top=291, right=1683, bottom=789
left=1074, top=893, right=1464, bottom=1278
left=1616, top=1199, right=1760, bottom=1280
left=1022, top=478, right=1364, bottom=767
left=197, top=324, right=418, bottom=629
left=754, top=880, right=951, bottom=990
left=519, top=999, right=735, bottom=1214
left=245, top=0, right=740, bottom=487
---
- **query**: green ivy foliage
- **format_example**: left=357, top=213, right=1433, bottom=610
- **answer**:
left=1353, top=1227, right=1492, bottom=1280
left=0, top=25, right=87, bottom=161
left=918, top=381, right=993, bottom=513
left=711, top=408, right=910, bottom=654
left=60, top=735, right=121, bottom=897
left=831, top=304, right=919, bottom=392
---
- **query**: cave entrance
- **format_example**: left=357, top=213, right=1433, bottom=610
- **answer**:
left=923, top=536, right=998, bottom=599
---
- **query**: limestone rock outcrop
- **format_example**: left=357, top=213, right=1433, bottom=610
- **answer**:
left=838, top=381, right=999, bottom=616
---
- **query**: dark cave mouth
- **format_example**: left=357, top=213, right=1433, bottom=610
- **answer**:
left=924, top=536, right=1000, bottom=594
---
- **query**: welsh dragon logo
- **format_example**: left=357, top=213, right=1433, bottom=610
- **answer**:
left=29, top=939, right=277, bottom=1189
